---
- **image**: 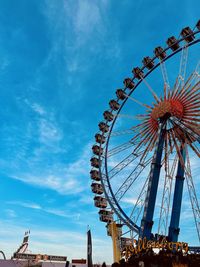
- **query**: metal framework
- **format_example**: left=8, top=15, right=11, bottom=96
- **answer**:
left=90, top=21, right=200, bottom=260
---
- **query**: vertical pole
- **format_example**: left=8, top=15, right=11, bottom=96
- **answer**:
left=168, top=146, right=186, bottom=242
left=108, top=222, right=122, bottom=262
left=140, top=122, right=165, bottom=239
left=87, top=228, right=93, bottom=267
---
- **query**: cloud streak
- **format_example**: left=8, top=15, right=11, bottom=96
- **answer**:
left=7, top=201, right=80, bottom=220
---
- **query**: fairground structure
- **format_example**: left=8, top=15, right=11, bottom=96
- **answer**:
left=90, top=20, right=200, bottom=262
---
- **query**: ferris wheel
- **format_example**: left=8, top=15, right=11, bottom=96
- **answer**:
left=90, top=21, right=200, bottom=250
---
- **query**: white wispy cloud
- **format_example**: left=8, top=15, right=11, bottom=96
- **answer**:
left=72, top=1, right=103, bottom=38
left=7, top=201, right=41, bottom=210
left=5, top=209, right=17, bottom=218
left=0, top=97, right=91, bottom=196
left=39, top=118, right=62, bottom=144
left=10, top=171, right=85, bottom=195
left=42, top=0, right=120, bottom=78
left=31, top=103, right=46, bottom=115
left=25, top=100, right=63, bottom=145
left=121, top=197, right=139, bottom=205
left=7, top=201, right=80, bottom=220
left=45, top=208, right=80, bottom=219
left=2, top=100, right=90, bottom=195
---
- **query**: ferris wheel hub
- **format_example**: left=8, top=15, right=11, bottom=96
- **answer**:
left=151, top=99, right=184, bottom=121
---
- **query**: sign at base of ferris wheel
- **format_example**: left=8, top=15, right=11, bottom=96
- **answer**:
left=124, top=237, right=188, bottom=259
left=13, top=253, right=67, bottom=262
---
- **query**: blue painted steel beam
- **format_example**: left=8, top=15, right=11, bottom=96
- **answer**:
left=140, top=122, right=165, bottom=240
left=168, top=147, right=186, bottom=242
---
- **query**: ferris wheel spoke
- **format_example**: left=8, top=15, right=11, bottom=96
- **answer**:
left=139, top=75, right=160, bottom=103
left=129, top=139, right=176, bottom=234
left=182, top=119, right=200, bottom=130
left=160, top=60, right=170, bottom=92
left=170, top=117, right=200, bottom=142
left=183, top=110, right=200, bottom=116
left=110, top=128, right=137, bottom=137
left=172, top=75, right=199, bottom=101
left=175, top=90, right=200, bottom=108
left=131, top=117, right=153, bottom=131
left=187, top=61, right=200, bottom=87
left=178, top=81, right=200, bottom=103
left=114, top=156, right=152, bottom=202
left=107, top=143, right=133, bottom=158
left=123, top=93, right=152, bottom=110
left=129, top=175, right=149, bottom=224
left=131, top=132, right=157, bottom=164
left=107, top=127, right=156, bottom=178
left=184, top=102, right=200, bottom=110
left=183, top=117, right=200, bottom=123
left=176, top=45, right=189, bottom=89
left=183, top=116, right=200, bottom=122
left=108, top=149, right=144, bottom=179
left=171, top=77, right=182, bottom=99
left=108, top=128, right=159, bottom=204
left=195, top=61, right=200, bottom=83
left=163, top=83, right=167, bottom=100
left=185, top=147, right=200, bottom=243
left=184, top=71, right=197, bottom=91
left=181, top=91, right=200, bottom=105
left=166, top=131, right=173, bottom=154
left=188, top=142, right=200, bottom=158
left=140, top=131, right=158, bottom=161
left=133, top=120, right=158, bottom=145
left=107, top=140, right=139, bottom=158
left=116, top=114, right=141, bottom=121
left=182, top=70, right=197, bottom=89
left=170, top=129, right=186, bottom=167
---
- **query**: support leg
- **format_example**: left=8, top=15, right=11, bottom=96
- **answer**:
left=168, top=146, right=186, bottom=242
left=140, top=122, right=165, bottom=239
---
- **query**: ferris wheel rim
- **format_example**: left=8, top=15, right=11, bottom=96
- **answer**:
left=98, top=29, right=200, bottom=234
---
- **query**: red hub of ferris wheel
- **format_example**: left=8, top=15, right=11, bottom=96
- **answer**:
left=151, top=99, right=183, bottom=121
left=138, top=79, right=200, bottom=146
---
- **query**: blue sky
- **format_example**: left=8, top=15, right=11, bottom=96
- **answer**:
left=0, top=0, right=199, bottom=264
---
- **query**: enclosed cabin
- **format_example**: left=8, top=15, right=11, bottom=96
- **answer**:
left=154, top=46, right=166, bottom=60
left=181, top=27, right=195, bottom=43
left=94, top=196, right=107, bottom=208
left=109, top=100, right=120, bottom=111
left=99, top=209, right=113, bottom=223
left=166, top=36, right=180, bottom=51
left=132, top=67, right=144, bottom=79
left=90, top=170, right=100, bottom=181
left=142, top=56, right=154, bottom=70
left=103, top=110, right=114, bottom=122
left=98, top=122, right=109, bottom=133
left=116, top=89, right=126, bottom=100
left=95, top=133, right=106, bottom=144
left=90, top=157, right=101, bottom=168
left=91, top=182, right=103, bottom=195
left=123, top=78, right=135, bottom=89
left=92, top=145, right=103, bottom=156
